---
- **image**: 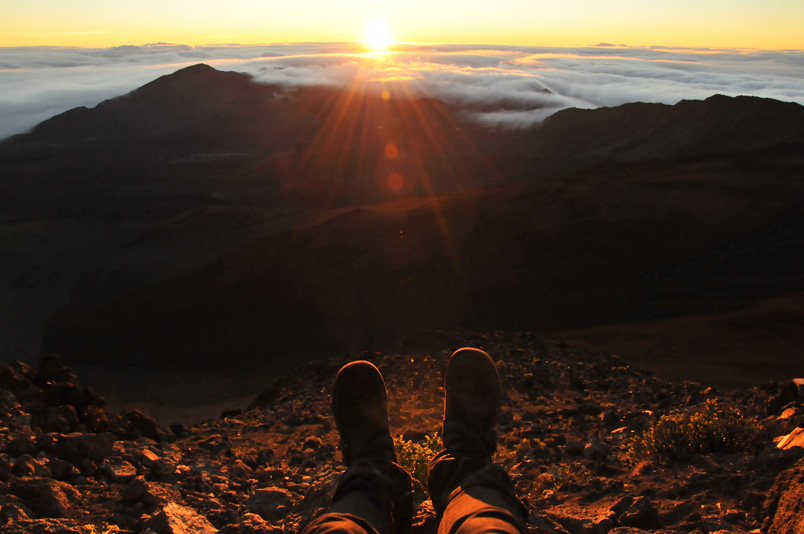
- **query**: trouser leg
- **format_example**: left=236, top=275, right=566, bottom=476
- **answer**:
left=304, top=457, right=412, bottom=534
left=304, top=512, right=381, bottom=534
left=429, top=451, right=528, bottom=534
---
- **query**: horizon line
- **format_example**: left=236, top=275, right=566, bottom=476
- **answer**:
left=1, top=41, right=803, bottom=54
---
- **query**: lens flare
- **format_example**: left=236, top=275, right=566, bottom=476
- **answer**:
left=388, top=172, right=404, bottom=190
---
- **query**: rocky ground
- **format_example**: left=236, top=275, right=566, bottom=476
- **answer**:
left=1, top=330, right=803, bottom=534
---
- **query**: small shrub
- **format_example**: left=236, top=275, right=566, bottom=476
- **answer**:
left=394, top=433, right=441, bottom=486
left=530, top=437, right=550, bottom=458
left=515, top=438, right=531, bottom=458
left=304, top=436, right=323, bottom=450
left=513, top=437, right=549, bottom=459
left=535, top=463, right=571, bottom=494
left=82, top=526, right=119, bottom=534
left=628, top=399, right=758, bottom=461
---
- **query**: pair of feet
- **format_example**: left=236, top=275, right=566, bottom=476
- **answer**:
left=332, top=346, right=502, bottom=477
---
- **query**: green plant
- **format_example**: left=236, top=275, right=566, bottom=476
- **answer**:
left=304, top=436, right=323, bottom=449
left=535, top=463, right=571, bottom=493
left=512, top=437, right=549, bottom=459
left=628, top=399, right=758, bottom=462
left=394, top=433, right=441, bottom=486
left=82, top=525, right=119, bottom=534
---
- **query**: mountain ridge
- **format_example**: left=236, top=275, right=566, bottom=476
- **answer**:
left=5, top=64, right=804, bottom=169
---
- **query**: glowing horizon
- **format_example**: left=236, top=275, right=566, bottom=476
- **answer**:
left=1, top=0, right=803, bottom=51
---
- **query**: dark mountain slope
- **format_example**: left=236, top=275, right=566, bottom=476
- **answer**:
left=25, top=64, right=280, bottom=148
left=44, top=146, right=804, bottom=372
left=529, top=94, right=804, bottom=165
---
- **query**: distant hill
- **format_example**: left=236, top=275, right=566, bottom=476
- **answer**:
left=533, top=94, right=804, bottom=162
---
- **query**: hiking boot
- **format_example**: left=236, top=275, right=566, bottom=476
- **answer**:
left=428, top=348, right=527, bottom=524
left=332, top=360, right=396, bottom=465
left=331, top=360, right=413, bottom=533
left=441, top=347, right=501, bottom=457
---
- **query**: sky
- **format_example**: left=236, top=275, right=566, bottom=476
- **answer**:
left=2, top=0, right=804, bottom=50
left=1, top=1, right=803, bottom=140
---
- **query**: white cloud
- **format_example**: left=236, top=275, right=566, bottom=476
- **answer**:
left=1, top=43, right=803, bottom=139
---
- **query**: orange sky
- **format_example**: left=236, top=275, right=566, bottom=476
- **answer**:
left=2, top=0, right=803, bottom=49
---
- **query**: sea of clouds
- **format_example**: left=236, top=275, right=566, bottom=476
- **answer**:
left=1, top=42, right=803, bottom=139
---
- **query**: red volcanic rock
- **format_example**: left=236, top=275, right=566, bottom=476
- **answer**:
left=54, top=432, right=115, bottom=464
left=47, top=458, right=81, bottom=481
left=777, top=427, right=804, bottom=450
left=7, top=436, right=38, bottom=457
left=0, top=365, right=35, bottom=394
left=613, top=495, right=659, bottom=530
left=44, top=405, right=80, bottom=433
left=231, top=513, right=281, bottom=534
left=12, top=454, right=51, bottom=478
left=762, top=458, right=804, bottom=533
left=99, top=458, right=138, bottom=483
left=10, top=477, right=80, bottom=517
left=124, top=409, right=161, bottom=441
left=545, top=501, right=616, bottom=533
left=37, top=354, right=78, bottom=384
left=144, top=502, right=217, bottom=534
left=247, top=487, right=298, bottom=522
left=794, top=378, right=804, bottom=398
left=3, top=334, right=804, bottom=533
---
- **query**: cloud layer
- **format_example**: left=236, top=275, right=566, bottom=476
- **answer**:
left=1, top=43, right=803, bottom=139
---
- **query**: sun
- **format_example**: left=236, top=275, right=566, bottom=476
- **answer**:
left=365, top=18, right=392, bottom=53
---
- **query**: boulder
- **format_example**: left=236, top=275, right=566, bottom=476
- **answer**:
left=42, top=382, right=87, bottom=409
left=0, top=501, right=32, bottom=522
left=612, top=496, right=659, bottom=530
left=794, top=378, right=804, bottom=398
left=545, top=502, right=616, bottom=534
left=54, top=432, right=115, bottom=464
left=44, top=405, right=80, bottom=433
left=143, top=502, right=217, bottom=534
left=765, top=381, right=800, bottom=416
left=36, top=354, right=77, bottom=384
left=226, top=459, right=253, bottom=479
left=12, top=454, right=52, bottom=478
left=7, top=436, right=38, bottom=457
left=48, top=458, right=81, bottom=481
left=762, top=458, right=804, bottom=534
left=122, top=475, right=163, bottom=505
left=9, top=360, right=37, bottom=381
left=248, top=487, right=297, bottom=522
left=0, top=366, right=35, bottom=393
left=11, top=477, right=81, bottom=517
left=776, top=427, right=804, bottom=450
left=140, top=448, right=161, bottom=467
left=124, top=410, right=161, bottom=442
left=237, top=513, right=280, bottom=534
left=100, top=459, right=138, bottom=483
